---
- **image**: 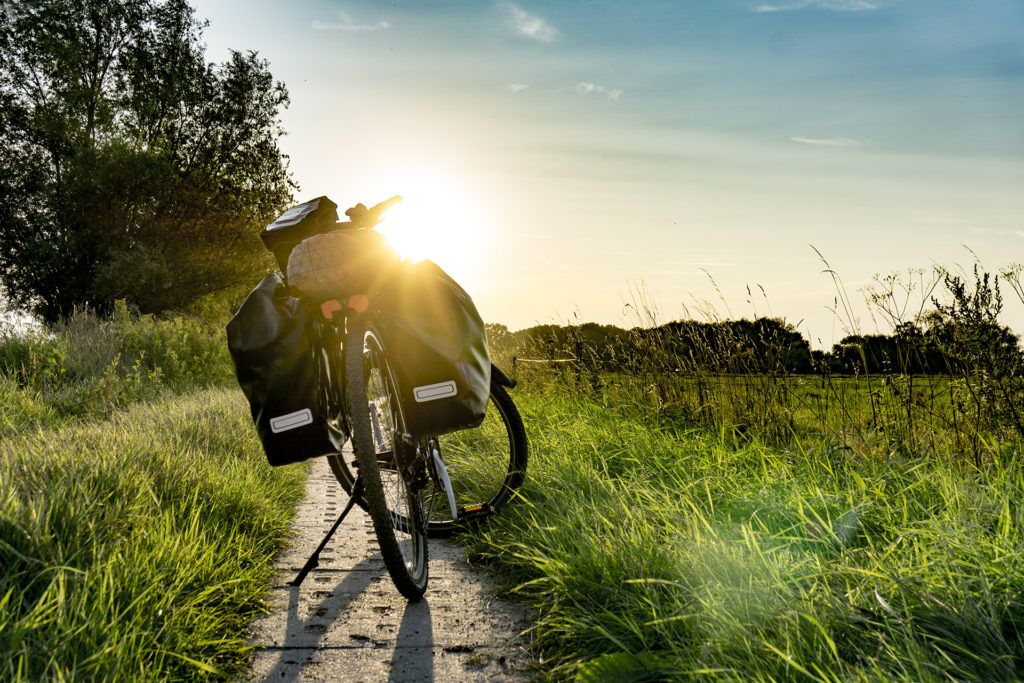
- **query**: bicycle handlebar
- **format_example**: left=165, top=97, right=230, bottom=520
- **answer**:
left=342, top=195, right=402, bottom=229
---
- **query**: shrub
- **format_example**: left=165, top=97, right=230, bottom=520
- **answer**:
left=0, top=301, right=233, bottom=425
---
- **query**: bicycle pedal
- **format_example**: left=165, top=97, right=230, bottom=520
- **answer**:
left=457, top=503, right=493, bottom=520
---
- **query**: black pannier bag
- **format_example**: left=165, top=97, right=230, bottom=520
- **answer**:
left=377, top=260, right=491, bottom=437
left=226, top=273, right=335, bottom=466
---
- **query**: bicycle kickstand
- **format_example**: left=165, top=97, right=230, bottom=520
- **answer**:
left=288, top=477, right=364, bottom=587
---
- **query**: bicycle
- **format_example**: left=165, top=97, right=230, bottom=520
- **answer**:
left=264, top=195, right=528, bottom=600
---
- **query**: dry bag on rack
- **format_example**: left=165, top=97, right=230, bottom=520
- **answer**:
left=376, top=260, right=491, bottom=437
left=286, top=228, right=400, bottom=301
left=227, top=273, right=335, bottom=466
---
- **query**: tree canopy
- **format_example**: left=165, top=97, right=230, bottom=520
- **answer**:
left=0, top=0, right=295, bottom=321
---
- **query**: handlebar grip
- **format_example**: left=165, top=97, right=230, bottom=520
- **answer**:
left=372, top=195, right=403, bottom=215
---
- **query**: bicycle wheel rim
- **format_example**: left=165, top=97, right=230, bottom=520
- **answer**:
left=346, top=317, right=428, bottom=599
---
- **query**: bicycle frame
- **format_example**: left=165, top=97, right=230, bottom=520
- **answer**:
left=310, top=297, right=438, bottom=500
left=266, top=194, right=527, bottom=597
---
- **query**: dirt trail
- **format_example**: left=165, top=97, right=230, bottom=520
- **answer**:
left=247, top=456, right=535, bottom=682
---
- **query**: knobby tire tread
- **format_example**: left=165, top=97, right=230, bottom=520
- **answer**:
left=345, top=317, right=428, bottom=600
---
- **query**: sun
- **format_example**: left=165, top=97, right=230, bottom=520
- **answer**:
left=368, top=171, right=489, bottom=277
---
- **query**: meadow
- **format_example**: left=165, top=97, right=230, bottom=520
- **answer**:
left=467, top=265, right=1024, bottom=680
left=468, top=378, right=1024, bottom=681
left=1, top=263, right=1022, bottom=681
left=0, top=306, right=306, bottom=681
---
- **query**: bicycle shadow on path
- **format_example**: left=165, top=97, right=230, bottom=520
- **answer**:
left=254, top=564, right=440, bottom=682
left=389, top=601, right=433, bottom=681
left=247, top=458, right=531, bottom=682
left=254, top=556, right=382, bottom=682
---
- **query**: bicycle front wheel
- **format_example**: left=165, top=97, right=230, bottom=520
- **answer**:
left=423, top=382, right=528, bottom=537
left=329, top=369, right=529, bottom=538
left=345, top=316, right=428, bottom=600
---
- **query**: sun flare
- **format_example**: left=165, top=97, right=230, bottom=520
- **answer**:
left=367, top=172, right=489, bottom=277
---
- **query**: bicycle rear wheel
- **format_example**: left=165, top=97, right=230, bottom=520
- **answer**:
left=345, top=316, right=428, bottom=600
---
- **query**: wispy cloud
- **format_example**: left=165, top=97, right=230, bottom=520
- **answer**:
left=657, top=261, right=737, bottom=271
left=755, top=0, right=878, bottom=12
left=506, top=83, right=529, bottom=93
left=312, top=11, right=390, bottom=31
left=791, top=135, right=861, bottom=147
left=913, top=213, right=970, bottom=226
left=502, top=3, right=558, bottom=43
left=572, top=82, right=623, bottom=101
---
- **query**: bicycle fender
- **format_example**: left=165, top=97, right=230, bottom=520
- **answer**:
left=491, top=363, right=516, bottom=389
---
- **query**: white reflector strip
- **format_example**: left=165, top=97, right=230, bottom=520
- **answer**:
left=414, top=381, right=457, bottom=402
left=267, top=208, right=303, bottom=230
left=270, top=408, right=313, bottom=433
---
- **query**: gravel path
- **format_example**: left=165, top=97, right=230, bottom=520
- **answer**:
left=247, top=455, right=535, bottom=682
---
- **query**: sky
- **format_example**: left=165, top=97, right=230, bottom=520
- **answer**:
left=192, top=0, right=1024, bottom=346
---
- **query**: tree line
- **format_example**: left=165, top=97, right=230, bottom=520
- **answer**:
left=488, top=269, right=1024, bottom=378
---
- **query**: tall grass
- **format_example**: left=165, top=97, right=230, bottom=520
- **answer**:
left=0, top=388, right=305, bottom=681
left=467, top=386, right=1024, bottom=681
left=501, top=264, right=1024, bottom=464
left=476, top=264, right=1024, bottom=678
left=0, top=301, right=232, bottom=432
left=0, top=302, right=303, bottom=679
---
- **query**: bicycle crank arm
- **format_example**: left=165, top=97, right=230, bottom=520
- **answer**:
left=430, top=447, right=458, bottom=520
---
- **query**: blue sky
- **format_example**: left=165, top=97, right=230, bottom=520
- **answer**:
left=194, top=0, right=1024, bottom=343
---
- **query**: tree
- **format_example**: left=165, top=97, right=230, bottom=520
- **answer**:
left=926, top=267, right=1023, bottom=377
left=925, top=267, right=1024, bottom=438
left=0, top=0, right=295, bottom=321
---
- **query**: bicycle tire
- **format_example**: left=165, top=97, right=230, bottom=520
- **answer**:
left=422, top=383, right=528, bottom=537
left=345, top=317, right=428, bottom=600
left=328, top=379, right=528, bottom=538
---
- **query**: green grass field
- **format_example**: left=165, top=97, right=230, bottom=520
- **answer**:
left=0, top=388, right=306, bottom=681
left=463, top=381, right=1024, bottom=681
left=0, top=311, right=307, bottom=681
left=3, top=303, right=1023, bottom=681
left=513, top=361, right=1021, bottom=465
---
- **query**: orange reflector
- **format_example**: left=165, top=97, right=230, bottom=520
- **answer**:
left=348, top=294, right=369, bottom=313
left=320, top=299, right=342, bottom=319
left=463, top=504, right=485, bottom=513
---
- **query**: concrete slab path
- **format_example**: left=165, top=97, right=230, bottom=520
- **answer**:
left=247, top=456, right=536, bottom=682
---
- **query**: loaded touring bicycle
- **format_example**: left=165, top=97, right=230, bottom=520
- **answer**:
left=227, top=195, right=528, bottom=600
